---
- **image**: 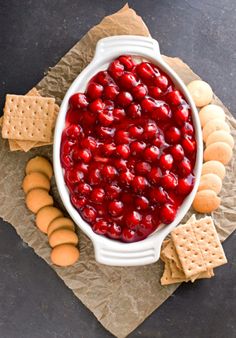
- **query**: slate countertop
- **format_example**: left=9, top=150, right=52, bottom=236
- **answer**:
left=0, top=1, right=235, bottom=337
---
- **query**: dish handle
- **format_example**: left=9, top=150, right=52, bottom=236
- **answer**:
left=93, top=236, right=164, bottom=266
left=94, top=35, right=161, bottom=60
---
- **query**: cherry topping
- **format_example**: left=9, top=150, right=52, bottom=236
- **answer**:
left=62, top=56, right=196, bottom=243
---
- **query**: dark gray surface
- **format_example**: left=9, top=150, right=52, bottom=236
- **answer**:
left=0, top=1, right=235, bottom=337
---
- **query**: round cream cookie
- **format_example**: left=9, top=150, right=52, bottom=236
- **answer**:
left=22, top=172, right=50, bottom=194
left=25, top=188, right=53, bottom=214
left=192, top=190, right=221, bottom=213
left=201, top=161, right=226, bottom=179
left=204, top=142, right=233, bottom=165
left=199, top=104, right=225, bottom=127
left=47, top=217, right=75, bottom=236
left=51, top=244, right=80, bottom=267
left=202, top=119, right=230, bottom=142
left=26, top=156, right=53, bottom=179
left=198, top=173, right=222, bottom=194
left=187, top=80, right=213, bottom=107
left=49, top=228, right=79, bottom=248
left=35, top=206, right=63, bottom=233
left=206, top=130, right=234, bottom=148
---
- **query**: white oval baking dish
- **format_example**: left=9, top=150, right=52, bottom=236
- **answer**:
left=53, top=35, right=203, bottom=266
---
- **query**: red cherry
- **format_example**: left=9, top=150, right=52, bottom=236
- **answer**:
left=159, top=204, right=177, bottom=224
left=153, top=75, right=169, bottom=91
left=126, top=211, right=142, bottom=229
left=90, top=188, right=105, bottom=204
left=116, top=144, right=130, bottom=159
left=170, top=144, right=185, bottom=161
left=148, top=86, right=162, bottom=99
left=61, top=153, right=73, bottom=168
left=82, top=205, right=97, bottom=223
left=150, top=187, right=169, bottom=204
left=177, top=177, right=194, bottom=195
left=87, top=168, right=101, bottom=185
left=103, top=99, right=114, bottom=111
left=127, top=103, right=141, bottom=118
left=178, top=158, right=192, bottom=177
left=89, top=98, right=104, bottom=114
left=148, top=167, right=161, bottom=184
left=130, top=141, right=146, bottom=155
left=98, top=111, right=114, bottom=126
left=102, top=165, right=117, bottom=181
left=70, top=194, right=86, bottom=209
left=119, top=55, right=135, bottom=70
left=167, top=90, right=183, bottom=106
left=81, top=137, right=97, bottom=151
left=159, top=154, right=173, bottom=170
left=132, top=176, right=149, bottom=192
left=161, top=172, right=178, bottom=189
left=135, top=161, right=151, bottom=175
left=108, top=60, right=124, bottom=79
left=121, top=192, right=133, bottom=204
left=181, top=122, right=194, bottom=135
left=61, top=138, right=75, bottom=155
left=65, top=124, right=82, bottom=140
left=75, top=161, right=88, bottom=174
left=82, top=110, right=96, bottom=126
left=153, top=104, right=171, bottom=121
left=69, top=93, right=89, bottom=109
left=136, top=62, right=155, bottom=82
left=77, top=182, right=91, bottom=196
left=96, top=71, right=114, bottom=86
left=165, top=126, right=181, bottom=144
left=121, top=228, right=136, bottom=242
left=120, top=171, right=134, bottom=186
left=86, top=82, right=103, bottom=100
left=128, top=125, right=143, bottom=139
left=140, top=97, right=157, bottom=113
left=102, top=142, right=116, bottom=156
left=107, top=223, right=122, bottom=239
left=114, top=158, right=127, bottom=172
left=113, top=108, right=126, bottom=122
left=96, top=126, right=115, bottom=140
left=140, top=214, right=154, bottom=233
left=143, top=122, right=158, bottom=139
left=174, top=106, right=189, bottom=125
left=106, top=184, right=121, bottom=199
left=153, top=134, right=165, bottom=147
left=132, top=84, right=147, bottom=101
left=103, top=85, right=119, bottom=100
left=92, top=220, right=108, bottom=235
left=108, top=201, right=124, bottom=216
left=116, top=91, right=133, bottom=107
left=115, top=130, right=130, bottom=144
left=143, top=146, right=159, bottom=162
left=119, top=72, right=138, bottom=90
left=64, top=169, right=80, bottom=185
left=182, top=137, right=196, bottom=154
left=135, top=196, right=149, bottom=210
left=73, top=148, right=91, bottom=163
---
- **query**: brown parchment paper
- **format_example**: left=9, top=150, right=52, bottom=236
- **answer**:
left=0, top=5, right=235, bottom=338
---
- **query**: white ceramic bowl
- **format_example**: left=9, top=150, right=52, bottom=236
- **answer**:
left=53, top=35, right=203, bottom=266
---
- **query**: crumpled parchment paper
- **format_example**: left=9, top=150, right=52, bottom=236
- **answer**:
left=0, top=4, right=235, bottom=338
